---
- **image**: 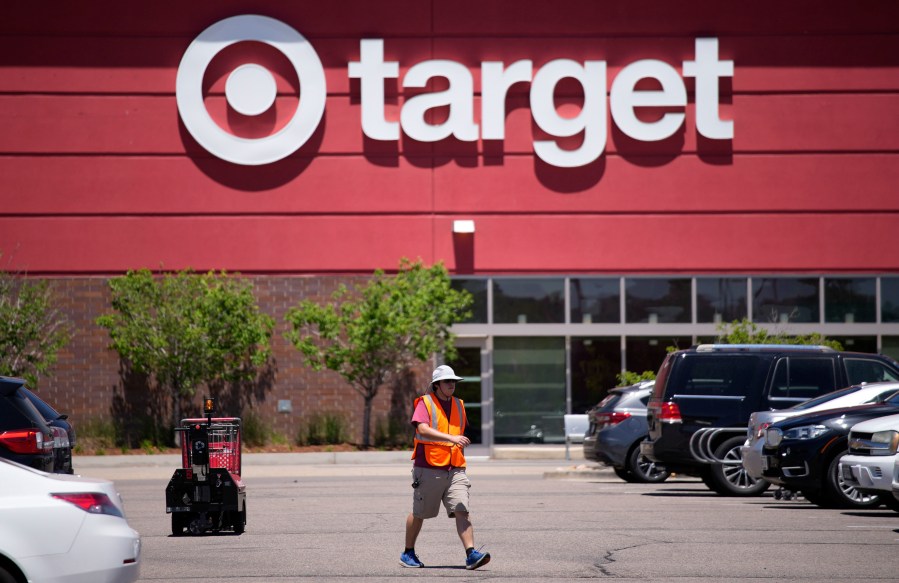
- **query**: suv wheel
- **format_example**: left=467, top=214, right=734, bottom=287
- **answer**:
left=705, top=436, right=770, bottom=496
left=625, top=444, right=671, bottom=483
left=818, top=452, right=880, bottom=509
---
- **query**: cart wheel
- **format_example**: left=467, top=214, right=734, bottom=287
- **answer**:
left=171, top=513, right=186, bottom=536
left=233, top=503, right=246, bottom=535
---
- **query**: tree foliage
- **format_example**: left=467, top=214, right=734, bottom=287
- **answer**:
left=616, top=370, right=657, bottom=387
left=97, top=269, right=274, bottom=433
left=715, top=318, right=843, bottom=350
left=0, top=270, right=69, bottom=387
left=284, top=259, right=472, bottom=448
left=617, top=318, right=843, bottom=384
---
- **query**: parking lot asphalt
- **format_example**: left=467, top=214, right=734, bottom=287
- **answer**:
left=100, top=452, right=899, bottom=583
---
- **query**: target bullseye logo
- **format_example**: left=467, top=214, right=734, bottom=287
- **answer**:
left=176, top=15, right=326, bottom=166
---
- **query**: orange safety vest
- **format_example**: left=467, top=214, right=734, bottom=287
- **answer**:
left=412, top=392, right=467, bottom=468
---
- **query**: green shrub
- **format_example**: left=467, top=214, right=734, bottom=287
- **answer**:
left=270, top=431, right=290, bottom=447
left=76, top=418, right=118, bottom=452
left=299, top=413, right=347, bottom=446
left=241, top=409, right=271, bottom=447
left=374, top=416, right=412, bottom=449
left=616, top=370, right=657, bottom=386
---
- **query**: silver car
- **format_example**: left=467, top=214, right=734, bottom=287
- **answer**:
left=741, top=382, right=899, bottom=479
left=583, top=381, right=670, bottom=483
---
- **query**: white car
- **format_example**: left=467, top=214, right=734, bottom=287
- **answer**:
left=838, top=413, right=899, bottom=511
left=0, top=457, right=140, bottom=583
left=741, top=382, right=899, bottom=480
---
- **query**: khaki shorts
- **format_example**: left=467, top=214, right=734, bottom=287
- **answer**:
left=411, top=466, right=471, bottom=519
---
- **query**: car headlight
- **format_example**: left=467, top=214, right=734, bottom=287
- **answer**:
left=765, top=427, right=783, bottom=447
left=783, top=424, right=829, bottom=441
left=754, top=422, right=771, bottom=440
left=870, top=430, right=899, bottom=455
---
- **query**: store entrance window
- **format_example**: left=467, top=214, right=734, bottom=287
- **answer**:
left=494, top=337, right=566, bottom=443
left=625, top=337, right=690, bottom=378
left=448, top=345, right=483, bottom=445
left=825, top=278, right=876, bottom=323
left=752, top=277, right=819, bottom=323
left=571, top=337, right=620, bottom=414
left=831, top=336, right=877, bottom=354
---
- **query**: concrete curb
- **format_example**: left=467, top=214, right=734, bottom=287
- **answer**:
left=73, top=444, right=586, bottom=468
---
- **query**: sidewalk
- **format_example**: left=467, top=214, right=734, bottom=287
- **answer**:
left=73, top=444, right=586, bottom=469
left=70, top=444, right=606, bottom=481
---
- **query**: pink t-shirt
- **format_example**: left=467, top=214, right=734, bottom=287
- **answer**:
left=411, top=394, right=454, bottom=468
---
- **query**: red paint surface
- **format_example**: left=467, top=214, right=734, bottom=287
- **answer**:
left=1, top=1, right=898, bottom=275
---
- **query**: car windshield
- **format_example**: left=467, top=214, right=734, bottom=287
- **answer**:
left=789, top=386, right=861, bottom=411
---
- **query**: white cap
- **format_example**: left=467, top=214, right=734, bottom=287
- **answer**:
left=432, top=365, right=463, bottom=384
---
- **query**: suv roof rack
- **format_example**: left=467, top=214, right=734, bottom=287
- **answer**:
left=694, top=344, right=836, bottom=353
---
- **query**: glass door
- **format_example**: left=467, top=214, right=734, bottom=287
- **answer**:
left=448, top=337, right=490, bottom=445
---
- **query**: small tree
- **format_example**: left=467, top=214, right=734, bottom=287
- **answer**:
left=716, top=318, right=843, bottom=350
left=97, top=269, right=274, bottom=435
left=0, top=270, right=69, bottom=387
left=285, top=259, right=472, bottom=448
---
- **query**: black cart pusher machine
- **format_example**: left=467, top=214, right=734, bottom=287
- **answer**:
left=165, top=398, right=246, bottom=535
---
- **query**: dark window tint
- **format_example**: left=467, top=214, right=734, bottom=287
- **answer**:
left=883, top=278, right=899, bottom=323
left=825, top=278, right=875, bottom=323
left=831, top=336, right=877, bottom=354
left=752, top=277, right=819, bottom=323
left=493, top=279, right=564, bottom=324
left=451, top=279, right=487, bottom=323
left=668, top=355, right=761, bottom=397
left=769, top=358, right=836, bottom=401
left=626, top=337, right=689, bottom=377
left=845, top=358, right=899, bottom=385
left=571, top=337, right=621, bottom=414
left=625, top=278, right=691, bottom=323
left=0, top=392, right=42, bottom=428
left=697, top=278, right=747, bottom=323
left=570, top=278, right=620, bottom=323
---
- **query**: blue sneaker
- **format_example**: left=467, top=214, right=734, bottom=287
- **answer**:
left=465, top=548, right=491, bottom=570
left=400, top=550, right=424, bottom=568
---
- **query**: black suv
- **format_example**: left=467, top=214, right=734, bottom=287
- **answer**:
left=641, top=344, right=899, bottom=496
left=0, top=376, right=55, bottom=472
left=21, top=386, right=76, bottom=473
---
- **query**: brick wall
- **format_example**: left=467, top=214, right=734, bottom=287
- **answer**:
left=33, top=275, right=430, bottom=446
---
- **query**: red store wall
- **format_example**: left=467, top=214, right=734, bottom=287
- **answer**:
left=1, top=1, right=898, bottom=438
left=2, top=0, right=899, bottom=276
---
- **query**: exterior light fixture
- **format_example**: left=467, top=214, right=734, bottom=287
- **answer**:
left=453, top=220, right=475, bottom=233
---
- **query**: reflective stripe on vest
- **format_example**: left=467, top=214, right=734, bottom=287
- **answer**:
left=414, top=393, right=465, bottom=444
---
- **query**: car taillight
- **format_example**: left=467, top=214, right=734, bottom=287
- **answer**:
left=51, top=426, right=70, bottom=448
left=52, top=493, right=124, bottom=518
left=657, top=402, right=682, bottom=423
left=595, top=411, right=631, bottom=429
left=0, top=429, right=45, bottom=454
